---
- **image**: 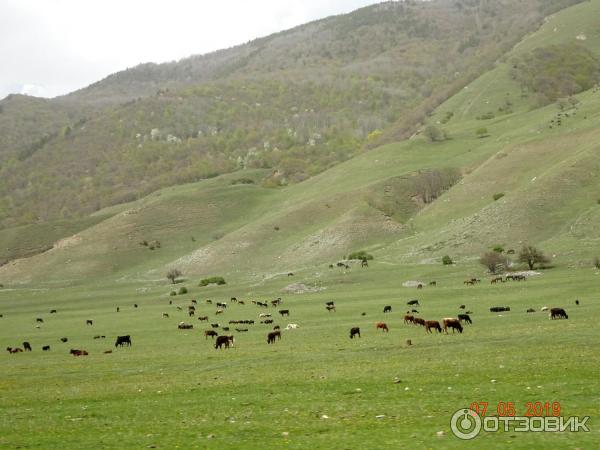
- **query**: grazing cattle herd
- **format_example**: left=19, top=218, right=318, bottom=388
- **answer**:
left=1, top=272, right=577, bottom=359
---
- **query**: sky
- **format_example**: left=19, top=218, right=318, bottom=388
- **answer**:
left=0, top=0, right=381, bottom=99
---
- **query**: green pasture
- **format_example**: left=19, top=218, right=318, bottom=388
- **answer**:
left=1, top=263, right=598, bottom=449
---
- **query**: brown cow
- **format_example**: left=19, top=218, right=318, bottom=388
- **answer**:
left=443, top=318, right=463, bottom=334
left=376, top=322, right=389, bottom=332
left=425, top=320, right=442, bottom=333
left=204, top=330, right=218, bottom=339
left=413, top=317, right=426, bottom=327
left=70, top=349, right=88, bottom=356
left=197, top=316, right=209, bottom=321
left=178, top=322, right=193, bottom=329
left=267, top=331, right=281, bottom=344
left=404, top=314, right=414, bottom=324
left=6, top=347, right=23, bottom=353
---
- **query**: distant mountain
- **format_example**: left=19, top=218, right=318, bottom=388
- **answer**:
left=0, top=0, right=583, bottom=229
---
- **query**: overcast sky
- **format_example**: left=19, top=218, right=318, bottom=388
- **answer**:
left=0, top=0, right=381, bottom=99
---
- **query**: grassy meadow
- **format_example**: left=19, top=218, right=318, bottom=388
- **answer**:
left=1, top=263, right=598, bottom=449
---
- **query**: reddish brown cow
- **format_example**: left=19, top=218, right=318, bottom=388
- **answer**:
left=425, top=320, right=442, bottom=333
left=404, top=314, right=414, bottom=324
left=70, top=349, right=88, bottom=356
left=443, top=318, right=463, bottom=334
left=6, top=347, right=23, bottom=353
left=204, top=330, right=218, bottom=339
left=413, top=317, right=426, bottom=327
left=376, top=322, right=389, bottom=332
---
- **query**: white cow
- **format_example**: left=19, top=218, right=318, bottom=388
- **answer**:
left=285, top=323, right=299, bottom=330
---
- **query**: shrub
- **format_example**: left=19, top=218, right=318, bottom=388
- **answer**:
left=423, top=125, right=447, bottom=142
left=493, top=193, right=505, bottom=201
left=476, top=127, right=490, bottom=138
left=593, top=256, right=600, bottom=269
left=231, top=178, right=255, bottom=185
left=178, top=287, right=188, bottom=295
left=442, top=255, right=453, bottom=265
left=348, top=251, right=374, bottom=261
left=199, top=276, right=226, bottom=286
left=170, top=291, right=177, bottom=296
left=493, top=246, right=504, bottom=253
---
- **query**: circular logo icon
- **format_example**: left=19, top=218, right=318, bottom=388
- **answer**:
left=450, top=408, right=482, bottom=440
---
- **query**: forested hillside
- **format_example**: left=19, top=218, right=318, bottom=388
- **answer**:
left=0, top=0, right=582, bottom=228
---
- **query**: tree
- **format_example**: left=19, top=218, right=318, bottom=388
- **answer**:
left=442, top=255, right=453, bottom=265
left=480, top=252, right=509, bottom=274
left=166, top=268, right=182, bottom=284
left=518, top=245, right=550, bottom=270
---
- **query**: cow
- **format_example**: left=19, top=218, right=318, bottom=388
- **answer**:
left=115, top=335, right=132, bottom=347
left=6, top=347, right=23, bottom=353
left=204, top=330, right=218, bottom=339
left=70, top=349, right=88, bottom=356
left=526, top=308, right=535, bottom=313
left=407, top=299, right=419, bottom=306
left=215, top=335, right=234, bottom=349
left=134, top=304, right=138, bottom=308
left=178, top=322, right=193, bottom=329
left=550, top=308, right=568, bottom=320
left=177, top=306, right=182, bottom=311
left=443, top=318, right=463, bottom=334
left=464, top=280, right=475, bottom=286
left=490, top=306, right=510, bottom=312
left=188, top=305, right=196, bottom=311
left=36, top=318, right=44, bottom=323
left=383, top=305, right=392, bottom=313
left=42, top=345, right=50, bottom=351
left=86, top=320, right=93, bottom=326
left=279, top=309, right=290, bottom=317
left=235, top=328, right=248, bottom=332
left=206, top=299, right=213, bottom=304
left=259, top=313, right=272, bottom=318
left=198, top=316, right=209, bottom=322
left=417, top=284, right=423, bottom=289
left=361, top=259, right=369, bottom=268
left=404, top=314, right=414, bottom=324
left=413, top=317, right=426, bottom=327
left=238, top=300, right=245, bottom=305
left=458, top=314, right=472, bottom=324
left=267, top=331, right=281, bottom=344
left=271, top=298, right=282, bottom=306
left=376, top=322, right=389, bottom=332
left=411, top=309, right=419, bottom=313
left=188, top=310, right=195, bottom=317
left=230, top=297, right=237, bottom=303
left=350, top=327, right=361, bottom=339
left=325, top=301, right=335, bottom=306
left=116, top=307, right=120, bottom=312
left=575, top=299, right=580, bottom=305
left=163, top=313, right=170, bottom=318
left=326, top=305, right=336, bottom=312
left=429, top=281, right=437, bottom=286
left=211, top=323, right=220, bottom=328
left=541, top=306, right=549, bottom=312
left=287, top=272, right=294, bottom=277
left=459, top=304, right=466, bottom=310
left=60, top=337, right=68, bottom=343
left=23, top=341, right=32, bottom=351
left=425, top=320, right=442, bottom=333
left=50, top=309, right=57, bottom=314
left=285, top=323, right=299, bottom=330
left=216, top=302, right=227, bottom=309
left=261, top=319, right=274, bottom=324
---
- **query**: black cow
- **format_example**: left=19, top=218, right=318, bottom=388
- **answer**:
left=42, top=345, right=50, bottom=351
left=86, top=320, right=93, bottom=326
left=407, top=299, right=419, bottom=306
left=115, top=335, right=132, bottom=347
left=490, top=306, right=510, bottom=312
left=550, top=308, right=568, bottom=320
left=60, top=337, right=68, bottom=343
left=23, top=341, right=32, bottom=351
left=350, top=327, right=361, bottom=339
left=36, top=318, right=44, bottom=323
left=279, top=309, right=290, bottom=316
left=50, top=309, right=57, bottom=314
left=457, top=314, right=472, bottom=324
left=383, top=305, right=392, bottom=313
left=267, top=331, right=281, bottom=344
left=215, top=335, right=234, bottom=349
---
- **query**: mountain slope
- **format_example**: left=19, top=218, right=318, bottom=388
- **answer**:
left=0, top=0, right=583, bottom=229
